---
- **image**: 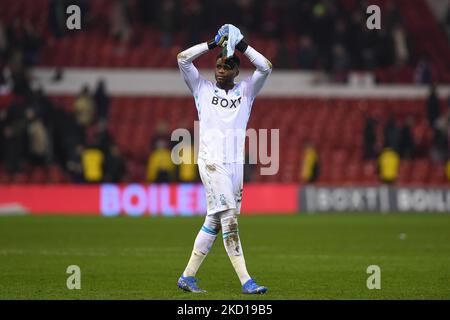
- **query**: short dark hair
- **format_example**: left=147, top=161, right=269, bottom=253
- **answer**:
left=216, top=52, right=240, bottom=68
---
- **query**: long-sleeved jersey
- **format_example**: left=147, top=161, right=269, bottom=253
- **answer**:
left=177, top=42, right=272, bottom=163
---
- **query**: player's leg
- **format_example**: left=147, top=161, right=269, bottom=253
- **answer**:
left=222, top=162, right=267, bottom=294
left=183, top=213, right=221, bottom=277
left=178, top=158, right=230, bottom=293
left=220, top=209, right=267, bottom=294
left=178, top=214, right=221, bottom=293
left=220, top=208, right=249, bottom=283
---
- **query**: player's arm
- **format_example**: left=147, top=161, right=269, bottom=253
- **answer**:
left=177, top=36, right=223, bottom=94
left=236, top=40, right=273, bottom=98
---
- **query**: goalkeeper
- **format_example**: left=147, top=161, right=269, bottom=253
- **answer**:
left=176, top=24, right=272, bottom=294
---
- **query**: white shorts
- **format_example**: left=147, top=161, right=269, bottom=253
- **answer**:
left=197, top=158, right=243, bottom=215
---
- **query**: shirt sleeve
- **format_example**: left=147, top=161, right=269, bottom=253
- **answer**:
left=177, top=42, right=209, bottom=95
left=244, top=45, right=273, bottom=99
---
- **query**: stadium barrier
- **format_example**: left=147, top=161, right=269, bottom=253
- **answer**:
left=0, top=184, right=298, bottom=216
left=300, top=186, right=450, bottom=213
left=1, top=184, right=449, bottom=215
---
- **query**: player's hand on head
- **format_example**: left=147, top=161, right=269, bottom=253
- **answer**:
left=215, top=24, right=244, bottom=51
left=224, top=24, right=244, bottom=57
left=215, top=24, right=229, bottom=47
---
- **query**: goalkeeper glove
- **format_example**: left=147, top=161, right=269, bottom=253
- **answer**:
left=214, top=24, right=229, bottom=47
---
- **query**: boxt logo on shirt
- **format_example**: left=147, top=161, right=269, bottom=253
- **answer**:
left=211, top=96, right=242, bottom=109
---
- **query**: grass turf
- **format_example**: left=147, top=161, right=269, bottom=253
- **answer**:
left=0, top=214, right=449, bottom=300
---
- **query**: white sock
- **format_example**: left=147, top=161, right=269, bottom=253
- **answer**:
left=221, top=209, right=251, bottom=285
left=183, top=222, right=219, bottom=277
left=229, top=255, right=251, bottom=285
left=183, top=249, right=207, bottom=278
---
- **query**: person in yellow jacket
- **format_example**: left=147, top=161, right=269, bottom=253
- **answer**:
left=81, top=147, right=104, bottom=182
left=378, top=147, right=400, bottom=183
left=300, top=140, right=319, bottom=183
left=146, top=140, right=176, bottom=182
left=445, top=159, right=450, bottom=182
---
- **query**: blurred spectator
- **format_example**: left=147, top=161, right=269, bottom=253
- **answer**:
left=146, top=140, right=175, bottom=182
left=25, top=108, right=50, bottom=166
left=103, top=144, right=125, bottom=182
left=383, top=115, right=399, bottom=150
left=110, top=0, right=132, bottom=43
left=448, top=92, right=450, bottom=111
left=0, top=72, right=13, bottom=109
left=414, top=56, right=435, bottom=84
left=52, top=107, right=84, bottom=167
left=66, top=144, right=84, bottom=183
left=377, top=147, right=400, bottom=184
left=363, top=116, right=377, bottom=160
left=297, top=36, right=317, bottom=70
left=22, top=20, right=43, bottom=66
left=398, top=116, right=415, bottom=159
left=300, top=139, right=319, bottom=183
left=330, top=44, right=350, bottom=82
left=0, top=19, right=8, bottom=60
left=94, top=80, right=110, bottom=122
left=74, top=85, right=95, bottom=128
left=81, top=146, right=104, bottom=182
left=446, top=158, right=450, bottom=182
left=48, top=0, right=67, bottom=38
left=391, top=23, right=410, bottom=66
left=91, top=120, right=113, bottom=154
left=6, top=51, right=32, bottom=96
left=426, top=84, right=441, bottom=129
left=431, top=111, right=449, bottom=162
left=2, top=99, right=27, bottom=174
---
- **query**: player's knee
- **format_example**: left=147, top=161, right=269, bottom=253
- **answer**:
left=203, top=215, right=221, bottom=235
left=220, top=209, right=239, bottom=235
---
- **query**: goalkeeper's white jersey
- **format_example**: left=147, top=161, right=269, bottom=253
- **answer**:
left=177, top=43, right=272, bottom=163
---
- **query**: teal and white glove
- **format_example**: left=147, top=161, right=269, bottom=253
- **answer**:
left=214, top=24, right=229, bottom=47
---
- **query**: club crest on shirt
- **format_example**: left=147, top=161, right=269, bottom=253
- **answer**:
left=211, top=96, right=242, bottom=109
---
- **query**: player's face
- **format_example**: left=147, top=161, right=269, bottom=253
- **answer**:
left=215, top=58, right=239, bottom=86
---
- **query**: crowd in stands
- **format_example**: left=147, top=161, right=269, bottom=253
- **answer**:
left=1, top=0, right=448, bottom=82
left=300, top=83, right=450, bottom=184
left=1, top=0, right=450, bottom=184
left=132, top=0, right=412, bottom=74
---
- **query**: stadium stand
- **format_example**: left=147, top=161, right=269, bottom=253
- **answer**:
left=0, top=0, right=449, bottom=81
left=1, top=94, right=448, bottom=186
left=0, top=0, right=449, bottom=186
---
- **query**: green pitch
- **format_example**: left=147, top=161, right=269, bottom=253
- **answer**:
left=0, top=214, right=449, bottom=299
